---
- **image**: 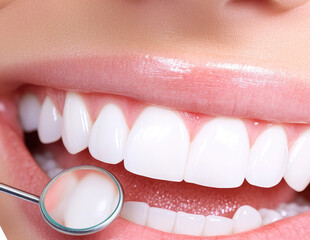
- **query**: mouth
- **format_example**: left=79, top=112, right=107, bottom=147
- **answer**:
left=1, top=55, right=310, bottom=239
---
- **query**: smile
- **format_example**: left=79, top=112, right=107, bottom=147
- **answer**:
left=1, top=55, right=310, bottom=239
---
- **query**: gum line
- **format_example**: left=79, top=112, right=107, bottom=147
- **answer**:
left=18, top=90, right=310, bottom=192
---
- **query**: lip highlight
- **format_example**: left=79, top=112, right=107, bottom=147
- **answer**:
left=1, top=55, right=310, bottom=124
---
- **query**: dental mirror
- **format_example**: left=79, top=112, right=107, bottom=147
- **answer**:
left=0, top=165, right=124, bottom=235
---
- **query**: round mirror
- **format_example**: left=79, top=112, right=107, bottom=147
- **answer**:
left=39, top=165, right=124, bottom=235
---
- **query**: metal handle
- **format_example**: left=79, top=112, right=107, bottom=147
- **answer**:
left=0, top=183, right=40, bottom=204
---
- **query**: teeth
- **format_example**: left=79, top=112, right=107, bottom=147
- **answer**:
left=62, top=93, right=92, bottom=154
left=246, top=126, right=288, bottom=188
left=121, top=201, right=309, bottom=236
left=64, top=173, right=119, bottom=229
left=89, top=104, right=129, bottom=164
left=18, top=93, right=41, bottom=132
left=184, top=118, right=249, bottom=188
left=33, top=152, right=63, bottom=178
left=124, top=107, right=190, bottom=181
left=203, top=215, right=233, bottom=236
left=38, top=97, right=62, bottom=144
left=285, top=130, right=310, bottom=192
left=47, top=174, right=78, bottom=224
left=18, top=91, right=310, bottom=194
left=232, top=205, right=262, bottom=234
left=276, top=202, right=306, bottom=218
left=173, top=212, right=206, bottom=236
left=146, top=207, right=176, bottom=233
left=121, top=201, right=150, bottom=226
left=258, top=209, right=282, bottom=226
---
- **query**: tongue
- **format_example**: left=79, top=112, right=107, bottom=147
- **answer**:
left=40, top=141, right=295, bottom=218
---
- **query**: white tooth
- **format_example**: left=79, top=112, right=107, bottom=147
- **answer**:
left=184, top=118, right=249, bottom=188
left=146, top=207, right=176, bottom=233
left=233, top=206, right=262, bottom=234
left=38, top=97, right=62, bottom=144
left=62, top=93, right=92, bottom=154
left=64, top=173, right=119, bottom=229
left=203, top=215, right=233, bottom=236
left=124, top=107, right=190, bottom=181
left=89, top=104, right=129, bottom=164
left=285, top=130, right=310, bottom=192
left=246, top=126, right=288, bottom=188
left=18, top=93, right=41, bottom=132
left=48, top=174, right=78, bottom=224
left=258, top=208, right=282, bottom=226
left=276, top=203, right=289, bottom=218
left=173, top=212, right=205, bottom=236
left=121, top=202, right=150, bottom=226
left=277, top=202, right=303, bottom=218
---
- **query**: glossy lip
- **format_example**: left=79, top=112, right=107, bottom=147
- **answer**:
left=1, top=55, right=310, bottom=123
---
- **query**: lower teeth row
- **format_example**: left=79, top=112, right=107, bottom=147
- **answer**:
left=121, top=199, right=309, bottom=236
left=34, top=152, right=309, bottom=237
left=33, top=152, right=64, bottom=178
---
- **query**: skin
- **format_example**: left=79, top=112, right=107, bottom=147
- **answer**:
left=0, top=0, right=309, bottom=239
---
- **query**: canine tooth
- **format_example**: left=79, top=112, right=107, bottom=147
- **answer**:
left=62, top=93, right=92, bottom=154
left=89, top=104, right=129, bottom=164
left=184, top=118, right=249, bottom=188
left=146, top=207, right=176, bottom=233
left=233, top=205, right=262, bottom=234
left=246, top=126, right=288, bottom=188
left=38, top=97, right=62, bottom=144
left=18, top=93, right=41, bottom=132
left=64, top=173, right=119, bottom=228
left=285, top=130, right=310, bottom=192
left=203, top=215, right=233, bottom=236
left=124, top=107, right=190, bottom=181
left=173, top=212, right=205, bottom=236
left=259, top=208, right=282, bottom=226
left=121, top=202, right=150, bottom=226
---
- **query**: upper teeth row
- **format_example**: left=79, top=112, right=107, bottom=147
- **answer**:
left=18, top=92, right=310, bottom=191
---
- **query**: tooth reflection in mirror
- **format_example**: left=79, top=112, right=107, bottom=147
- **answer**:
left=40, top=166, right=124, bottom=235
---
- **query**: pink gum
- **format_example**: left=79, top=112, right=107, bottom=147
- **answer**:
left=17, top=85, right=310, bottom=148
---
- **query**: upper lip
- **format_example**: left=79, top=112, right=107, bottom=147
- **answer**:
left=1, top=54, right=309, bottom=124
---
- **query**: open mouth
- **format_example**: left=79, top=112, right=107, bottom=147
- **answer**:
left=1, top=56, right=310, bottom=239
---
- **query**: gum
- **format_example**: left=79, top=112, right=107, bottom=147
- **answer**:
left=17, top=85, right=310, bottom=146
